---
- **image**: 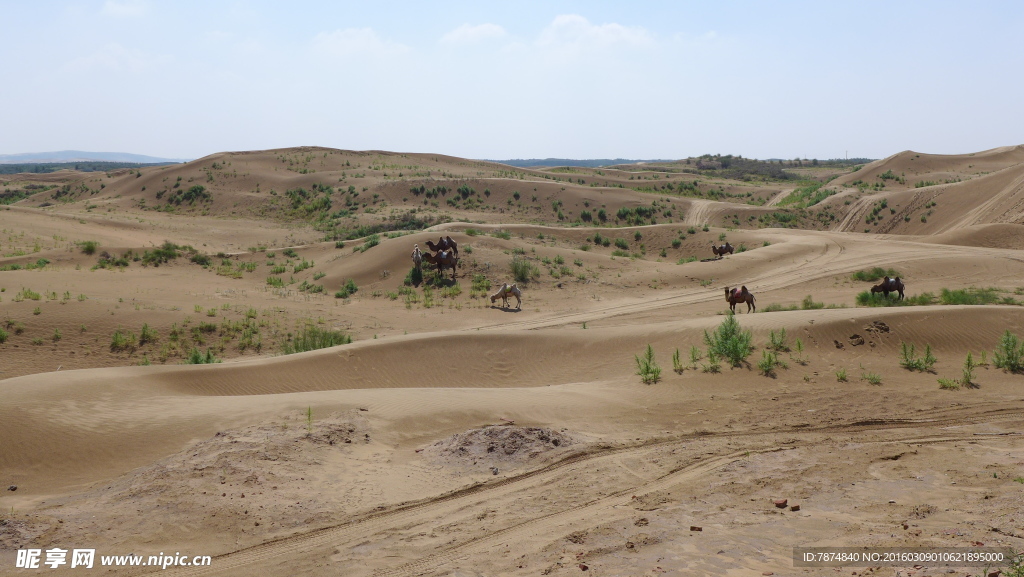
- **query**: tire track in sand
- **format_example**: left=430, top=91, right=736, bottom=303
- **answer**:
left=146, top=407, right=1024, bottom=576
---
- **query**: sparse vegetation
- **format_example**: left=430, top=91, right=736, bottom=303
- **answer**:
left=899, top=342, right=937, bottom=372
left=511, top=256, right=539, bottom=283
left=703, top=312, right=753, bottom=368
left=851, top=267, right=901, bottom=282
left=994, top=330, right=1024, bottom=373
left=635, top=344, right=661, bottom=384
left=282, top=324, right=352, bottom=354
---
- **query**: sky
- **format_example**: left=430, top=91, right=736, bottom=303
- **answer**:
left=2, top=1, right=1022, bottom=161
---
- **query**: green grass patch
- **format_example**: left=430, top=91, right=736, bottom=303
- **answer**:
left=283, top=325, right=352, bottom=354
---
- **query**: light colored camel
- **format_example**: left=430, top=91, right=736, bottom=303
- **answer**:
left=490, top=283, right=522, bottom=309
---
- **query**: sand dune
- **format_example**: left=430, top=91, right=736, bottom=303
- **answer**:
left=3, top=145, right=1024, bottom=576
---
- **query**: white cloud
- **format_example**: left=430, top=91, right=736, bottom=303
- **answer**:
left=101, top=0, right=146, bottom=17
left=311, top=28, right=408, bottom=58
left=537, top=14, right=653, bottom=52
left=440, top=23, right=507, bottom=46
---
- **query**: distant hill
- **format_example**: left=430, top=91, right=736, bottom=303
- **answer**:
left=0, top=161, right=181, bottom=175
left=486, top=158, right=671, bottom=168
left=0, top=150, right=189, bottom=164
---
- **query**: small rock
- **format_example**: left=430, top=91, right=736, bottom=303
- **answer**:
left=490, top=467, right=499, bottom=475
left=690, top=526, right=702, bottom=532
left=774, top=499, right=788, bottom=508
left=849, top=334, right=865, bottom=346
left=903, top=523, right=909, bottom=530
left=7, top=485, right=16, bottom=491
left=763, top=573, right=774, bottom=576
left=578, top=564, right=588, bottom=571
left=988, top=571, right=1001, bottom=577
left=888, top=500, right=896, bottom=504
left=634, top=518, right=649, bottom=526
left=790, top=504, right=800, bottom=511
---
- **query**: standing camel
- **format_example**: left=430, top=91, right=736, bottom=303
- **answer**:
left=411, top=244, right=423, bottom=270
left=489, top=283, right=522, bottom=309
left=425, top=236, right=458, bottom=259
left=725, top=286, right=756, bottom=313
left=870, top=276, right=905, bottom=300
left=422, top=250, right=458, bottom=281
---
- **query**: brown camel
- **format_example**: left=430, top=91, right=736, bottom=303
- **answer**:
left=870, top=276, right=905, bottom=300
left=725, top=286, right=756, bottom=313
left=425, top=236, right=458, bottom=259
left=422, top=249, right=458, bottom=281
left=711, top=242, right=734, bottom=259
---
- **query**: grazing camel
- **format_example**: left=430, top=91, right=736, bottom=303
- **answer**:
left=711, top=242, right=734, bottom=259
left=425, top=236, right=458, bottom=259
left=411, top=244, right=423, bottom=270
left=490, top=283, right=522, bottom=309
left=725, top=286, right=756, bottom=313
left=422, top=249, right=458, bottom=281
left=871, top=276, right=905, bottom=300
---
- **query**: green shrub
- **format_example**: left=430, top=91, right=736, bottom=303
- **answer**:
left=836, top=368, right=848, bottom=382
left=110, top=328, right=137, bottom=352
left=703, top=312, right=753, bottom=368
left=899, top=342, right=936, bottom=372
left=767, top=328, right=789, bottom=352
left=940, top=287, right=1001, bottom=305
left=851, top=267, right=901, bottom=282
left=282, top=325, right=351, bottom=354
left=267, top=276, right=284, bottom=288
left=190, top=253, right=212, bottom=266
left=635, top=344, right=661, bottom=384
left=80, top=240, right=99, bottom=255
left=672, top=348, right=684, bottom=374
left=861, top=372, right=882, bottom=385
left=994, top=330, right=1024, bottom=373
left=856, top=291, right=934, bottom=307
left=139, top=323, right=158, bottom=345
left=614, top=238, right=629, bottom=250
left=184, top=348, right=221, bottom=364
left=282, top=248, right=298, bottom=258
left=334, top=279, right=358, bottom=299
left=511, top=256, right=539, bottom=283
left=757, top=350, right=786, bottom=377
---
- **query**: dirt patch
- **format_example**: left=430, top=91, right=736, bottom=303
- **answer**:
left=422, top=425, right=577, bottom=472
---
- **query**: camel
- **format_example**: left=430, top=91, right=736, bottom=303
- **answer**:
left=725, top=286, right=756, bottom=313
left=422, top=249, right=458, bottom=281
left=711, top=242, right=734, bottom=259
left=871, top=276, right=905, bottom=300
left=490, top=283, right=522, bottom=309
left=411, top=244, right=423, bottom=270
left=425, top=236, right=458, bottom=259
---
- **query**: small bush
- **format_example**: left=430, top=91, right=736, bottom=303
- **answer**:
left=940, top=287, right=1001, bottom=305
left=899, top=342, right=936, bottom=372
left=856, top=291, right=934, bottom=307
left=767, top=328, right=789, bottom=352
left=703, top=312, right=753, bottom=368
left=861, top=371, right=882, bottom=385
left=282, top=248, right=298, bottom=258
left=836, top=368, right=848, bottom=382
left=184, top=348, right=221, bottom=364
left=994, top=330, right=1024, bottom=373
left=335, top=279, right=358, bottom=299
left=139, top=323, right=158, bottom=345
left=672, top=348, right=684, bottom=374
left=0, top=327, right=7, bottom=344
left=851, top=267, right=901, bottom=282
left=635, top=344, right=661, bottom=384
left=614, top=238, right=629, bottom=250
left=757, top=350, right=786, bottom=377
left=282, top=325, right=352, bottom=354
left=511, top=256, right=539, bottom=283
left=80, top=240, right=99, bottom=255
left=110, top=328, right=137, bottom=352
left=801, top=295, right=824, bottom=310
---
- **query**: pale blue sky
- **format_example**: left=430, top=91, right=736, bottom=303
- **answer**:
left=2, top=1, right=1021, bottom=160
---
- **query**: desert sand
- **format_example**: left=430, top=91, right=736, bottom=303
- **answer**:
left=2, top=147, right=1023, bottom=576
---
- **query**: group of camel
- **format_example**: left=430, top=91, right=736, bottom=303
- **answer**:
left=406, top=236, right=903, bottom=315
left=411, top=236, right=459, bottom=281
left=411, top=236, right=522, bottom=308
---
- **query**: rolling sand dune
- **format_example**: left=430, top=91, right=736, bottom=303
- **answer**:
left=3, top=146, right=1024, bottom=576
